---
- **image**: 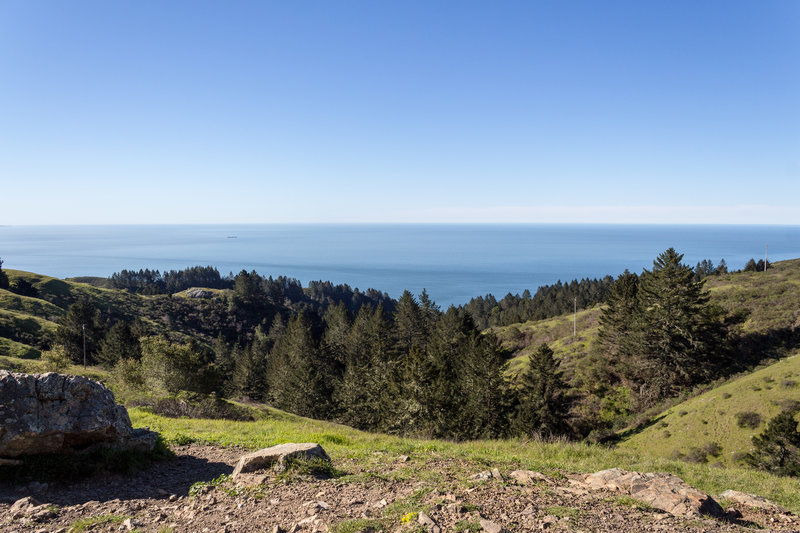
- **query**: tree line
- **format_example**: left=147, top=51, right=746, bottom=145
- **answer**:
left=40, top=252, right=790, bottom=446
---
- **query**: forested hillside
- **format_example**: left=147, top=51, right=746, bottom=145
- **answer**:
left=1, top=253, right=798, bottom=471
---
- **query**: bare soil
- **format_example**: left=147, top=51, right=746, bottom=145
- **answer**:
left=1, top=444, right=798, bottom=532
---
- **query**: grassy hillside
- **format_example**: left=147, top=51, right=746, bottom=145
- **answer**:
left=0, top=269, right=228, bottom=356
left=619, top=352, right=800, bottom=465
left=494, top=258, right=800, bottom=380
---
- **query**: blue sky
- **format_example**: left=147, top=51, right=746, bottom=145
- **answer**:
left=1, top=1, right=798, bottom=224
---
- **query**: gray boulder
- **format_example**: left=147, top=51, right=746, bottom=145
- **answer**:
left=0, top=370, right=157, bottom=458
left=232, top=443, right=330, bottom=481
left=583, top=468, right=723, bottom=518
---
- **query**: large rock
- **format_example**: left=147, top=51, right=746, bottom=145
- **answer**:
left=720, top=490, right=789, bottom=513
left=232, top=443, right=330, bottom=480
left=584, top=468, right=723, bottom=518
left=0, top=370, right=157, bottom=458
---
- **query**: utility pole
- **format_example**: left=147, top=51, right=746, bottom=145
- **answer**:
left=765, top=244, right=768, bottom=272
left=573, top=297, right=577, bottom=337
left=82, top=323, right=86, bottom=369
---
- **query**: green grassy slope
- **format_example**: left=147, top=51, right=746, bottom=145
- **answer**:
left=0, top=269, right=212, bottom=356
left=618, top=352, right=800, bottom=465
left=493, top=258, right=800, bottom=380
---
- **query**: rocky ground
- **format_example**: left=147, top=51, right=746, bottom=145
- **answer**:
left=1, top=444, right=798, bottom=533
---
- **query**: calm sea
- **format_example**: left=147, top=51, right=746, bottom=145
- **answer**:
left=0, top=224, right=798, bottom=307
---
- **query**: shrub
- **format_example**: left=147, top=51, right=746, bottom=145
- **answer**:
left=115, top=357, right=145, bottom=389
left=144, top=394, right=254, bottom=422
left=735, top=411, right=762, bottom=429
left=683, top=447, right=708, bottom=464
left=722, top=392, right=732, bottom=399
left=40, top=346, right=70, bottom=373
left=701, top=442, right=722, bottom=457
left=778, top=399, right=800, bottom=412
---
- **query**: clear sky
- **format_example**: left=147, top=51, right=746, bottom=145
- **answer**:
left=1, top=1, right=798, bottom=224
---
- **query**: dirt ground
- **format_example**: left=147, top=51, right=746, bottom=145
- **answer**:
left=1, top=444, right=798, bottom=532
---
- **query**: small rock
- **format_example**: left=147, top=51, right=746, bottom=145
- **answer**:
left=317, top=501, right=330, bottom=510
left=491, top=468, right=503, bottom=480
left=418, top=511, right=438, bottom=529
left=232, top=443, right=330, bottom=479
left=479, top=518, right=503, bottom=533
left=373, top=499, right=387, bottom=509
left=398, top=454, right=410, bottom=462
left=509, top=470, right=549, bottom=484
left=9, top=496, right=42, bottom=517
left=297, top=514, right=317, bottom=526
left=123, top=518, right=134, bottom=530
left=720, top=490, right=789, bottom=513
left=472, top=470, right=493, bottom=480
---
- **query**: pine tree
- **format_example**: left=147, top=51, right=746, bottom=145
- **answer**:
left=746, top=410, right=800, bottom=476
left=419, top=307, right=468, bottom=438
left=96, top=321, right=141, bottom=368
left=633, top=248, right=725, bottom=403
left=335, top=305, right=378, bottom=429
left=512, top=343, right=571, bottom=438
left=457, top=325, right=509, bottom=439
left=597, top=269, right=640, bottom=364
left=55, top=299, right=105, bottom=364
left=0, top=258, right=8, bottom=290
left=266, top=312, right=330, bottom=418
left=394, top=291, right=426, bottom=354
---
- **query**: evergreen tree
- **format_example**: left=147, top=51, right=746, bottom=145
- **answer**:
left=267, top=312, right=331, bottom=418
left=512, top=343, right=571, bottom=438
left=746, top=410, right=800, bottom=477
left=633, top=248, right=725, bottom=403
left=597, top=269, right=640, bottom=365
left=394, top=291, right=426, bottom=354
left=0, top=258, right=8, bottom=290
left=418, top=307, right=468, bottom=438
left=335, top=305, right=379, bottom=429
left=456, top=325, right=510, bottom=439
left=322, top=302, right=352, bottom=370
left=96, top=320, right=141, bottom=369
left=55, top=299, right=105, bottom=364
left=231, top=322, right=272, bottom=401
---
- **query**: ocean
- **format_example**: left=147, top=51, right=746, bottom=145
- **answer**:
left=0, top=224, right=798, bottom=307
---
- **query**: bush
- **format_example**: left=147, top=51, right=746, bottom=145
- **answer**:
left=40, top=346, right=70, bottom=373
left=701, top=442, right=722, bottom=457
left=140, top=337, right=205, bottom=394
left=735, top=411, right=762, bottom=429
left=143, top=394, right=254, bottom=422
left=115, top=357, right=145, bottom=389
left=683, top=447, right=708, bottom=464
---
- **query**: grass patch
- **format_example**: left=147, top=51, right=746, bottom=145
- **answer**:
left=330, top=518, right=384, bottom=533
left=545, top=505, right=580, bottom=518
left=609, top=495, right=654, bottom=511
left=68, top=514, right=129, bottom=533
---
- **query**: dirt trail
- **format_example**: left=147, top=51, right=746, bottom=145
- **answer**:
left=0, top=444, right=797, bottom=532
